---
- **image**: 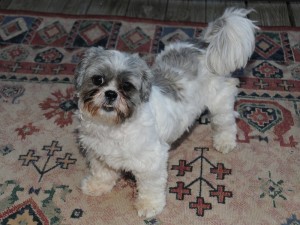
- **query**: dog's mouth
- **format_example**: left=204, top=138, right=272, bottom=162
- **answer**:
left=102, top=105, right=115, bottom=112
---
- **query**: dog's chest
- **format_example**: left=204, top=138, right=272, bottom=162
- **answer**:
left=80, top=118, right=162, bottom=171
left=82, top=125, right=131, bottom=155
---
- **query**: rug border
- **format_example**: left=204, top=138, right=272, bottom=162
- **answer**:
left=0, top=198, right=49, bottom=225
left=1, top=9, right=300, bottom=31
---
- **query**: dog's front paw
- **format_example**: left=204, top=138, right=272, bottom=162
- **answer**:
left=213, top=132, right=236, bottom=154
left=135, top=197, right=166, bottom=218
left=81, top=175, right=115, bottom=196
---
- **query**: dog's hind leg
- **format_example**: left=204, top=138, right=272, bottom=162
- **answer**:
left=208, top=78, right=239, bottom=154
left=211, top=111, right=238, bottom=154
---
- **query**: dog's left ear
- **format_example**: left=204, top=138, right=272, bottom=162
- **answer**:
left=130, top=53, right=153, bottom=102
left=140, top=69, right=153, bottom=102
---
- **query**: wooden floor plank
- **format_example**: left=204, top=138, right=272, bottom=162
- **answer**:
left=205, top=0, right=226, bottom=22
left=0, top=0, right=12, bottom=9
left=205, top=1, right=246, bottom=23
left=7, top=0, right=51, bottom=11
left=87, top=0, right=129, bottom=16
left=7, top=0, right=31, bottom=10
left=248, top=1, right=291, bottom=26
left=224, top=0, right=246, bottom=8
left=165, top=0, right=206, bottom=22
left=0, top=0, right=298, bottom=27
left=206, top=0, right=247, bottom=22
left=61, top=0, right=92, bottom=15
left=46, top=0, right=69, bottom=13
left=126, top=0, right=168, bottom=20
left=290, top=2, right=300, bottom=27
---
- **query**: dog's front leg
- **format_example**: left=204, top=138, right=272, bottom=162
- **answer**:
left=81, top=158, right=120, bottom=196
left=133, top=153, right=168, bottom=218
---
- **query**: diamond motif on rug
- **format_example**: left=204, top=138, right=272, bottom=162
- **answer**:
left=252, top=61, right=283, bottom=78
left=121, top=27, right=150, bottom=50
left=160, top=28, right=190, bottom=46
left=79, top=23, right=108, bottom=46
left=252, top=33, right=284, bottom=61
left=72, top=20, right=114, bottom=47
left=37, top=21, right=67, bottom=44
left=0, top=17, right=28, bottom=41
left=0, top=198, right=49, bottom=225
left=152, top=26, right=195, bottom=53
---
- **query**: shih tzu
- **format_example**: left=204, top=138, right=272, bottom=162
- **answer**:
left=75, top=8, right=258, bottom=218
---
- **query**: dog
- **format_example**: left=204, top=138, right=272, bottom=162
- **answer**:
left=74, top=8, right=258, bottom=218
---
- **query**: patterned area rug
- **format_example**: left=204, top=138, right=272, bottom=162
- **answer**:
left=0, top=11, right=299, bottom=225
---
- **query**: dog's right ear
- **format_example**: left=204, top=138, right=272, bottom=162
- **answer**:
left=74, top=47, right=104, bottom=90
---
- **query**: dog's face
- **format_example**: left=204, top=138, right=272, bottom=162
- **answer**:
left=75, top=47, right=152, bottom=125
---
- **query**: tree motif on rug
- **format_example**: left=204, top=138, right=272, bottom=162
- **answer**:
left=169, top=147, right=232, bottom=217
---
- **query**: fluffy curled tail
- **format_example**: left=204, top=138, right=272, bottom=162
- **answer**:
left=202, top=8, right=259, bottom=76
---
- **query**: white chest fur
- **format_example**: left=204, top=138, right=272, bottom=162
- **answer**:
left=79, top=104, right=169, bottom=172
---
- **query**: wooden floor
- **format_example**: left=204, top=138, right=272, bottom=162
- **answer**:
left=0, top=0, right=299, bottom=27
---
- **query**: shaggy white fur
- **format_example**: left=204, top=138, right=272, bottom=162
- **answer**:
left=75, top=8, right=258, bottom=218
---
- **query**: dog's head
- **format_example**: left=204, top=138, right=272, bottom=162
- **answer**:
left=75, top=47, right=152, bottom=125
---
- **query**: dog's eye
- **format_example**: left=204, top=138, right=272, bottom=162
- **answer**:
left=92, top=75, right=104, bottom=86
left=121, top=82, right=134, bottom=92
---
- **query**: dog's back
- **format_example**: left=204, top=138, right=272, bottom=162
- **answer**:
left=149, top=42, right=208, bottom=143
left=149, top=8, right=258, bottom=145
left=152, top=42, right=204, bottom=101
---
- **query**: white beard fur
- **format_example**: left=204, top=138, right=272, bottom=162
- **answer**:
left=76, top=8, right=258, bottom=218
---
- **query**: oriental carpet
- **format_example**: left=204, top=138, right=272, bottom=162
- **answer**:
left=0, top=10, right=299, bottom=225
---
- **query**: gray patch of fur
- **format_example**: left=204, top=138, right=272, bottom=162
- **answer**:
left=160, top=47, right=202, bottom=77
left=152, top=67, right=183, bottom=101
left=153, top=44, right=203, bottom=101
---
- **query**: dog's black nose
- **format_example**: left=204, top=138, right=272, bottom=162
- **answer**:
left=105, top=90, right=118, bottom=101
